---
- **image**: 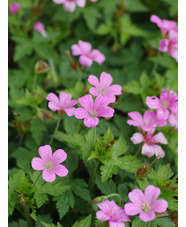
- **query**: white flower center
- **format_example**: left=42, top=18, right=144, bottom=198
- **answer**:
left=161, top=100, right=169, bottom=109
left=45, top=162, right=53, bottom=170
left=141, top=203, right=151, bottom=213
left=98, top=88, right=105, bottom=95
left=89, top=110, right=97, bottom=118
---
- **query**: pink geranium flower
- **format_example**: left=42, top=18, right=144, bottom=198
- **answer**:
left=96, top=200, right=130, bottom=227
left=127, top=110, right=166, bottom=131
left=71, top=40, right=105, bottom=67
left=88, top=72, right=122, bottom=103
left=33, top=22, right=47, bottom=37
left=146, top=88, right=178, bottom=121
left=130, top=128, right=168, bottom=158
left=9, top=2, right=21, bottom=14
left=124, top=185, right=168, bottom=222
left=159, top=28, right=178, bottom=62
left=53, top=0, right=86, bottom=12
left=46, top=92, right=78, bottom=116
left=74, top=94, right=114, bottom=128
left=150, top=15, right=177, bottom=36
left=31, top=145, right=68, bottom=182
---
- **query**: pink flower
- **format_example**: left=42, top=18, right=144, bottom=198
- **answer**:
left=124, top=185, right=168, bottom=222
left=9, top=3, right=21, bottom=14
left=88, top=72, right=122, bottom=103
left=159, top=28, right=178, bottom=62
left=46, top=92, right=78, bottom=116
left=167, top=112, right=178, bottom=130
left=146, top=88, right=178, bottom=121
left=127, top=110, right=166, bottom=131
left=33, top=22, right=47, bottom=38
left=71, top=40, right=105, bottom=67
left=130, top=128, right=168, bottom=158
left=53, top=0, right=86, bottom=12
left=150, top=15, right=177, bottom=36
left=74, top=94, right=114, bottom=128
left=90, top=0, right=97, bottom=1
left=96, top=200, right=130, bottom=227
left=31, top=145, right=68, bottom=182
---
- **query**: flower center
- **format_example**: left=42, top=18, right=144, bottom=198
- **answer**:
left=89, top=110, right=97, bottom=118
left=45, top=162, right=53, bottom=170
left=161, top=100, right=169, bottom=109
left=98, top=88, right=105, bottom=95
left=141, top=203, right=151, bottom=213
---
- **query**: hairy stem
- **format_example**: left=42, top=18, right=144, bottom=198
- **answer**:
left=49, top=117, right=61, bottom=146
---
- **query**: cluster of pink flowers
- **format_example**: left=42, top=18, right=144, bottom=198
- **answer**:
left=127, top=88, right=178, bottom=158
left=53, top=0, right=97, bottom=12
left=150, top=15, right=178, bottom=62
left=96, top=185, right=168, bottom=225
left=46, top=72, right=121, bottom=128
left=71, top=40, right=105, bottom=67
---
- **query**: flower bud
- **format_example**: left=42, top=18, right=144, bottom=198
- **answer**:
left=35, top=60, right=49, bottom=74
left=135, top=164, right=149, bottom=179
left=89, top=196, right=106, bottom=204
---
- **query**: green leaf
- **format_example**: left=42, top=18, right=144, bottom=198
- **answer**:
left=14, top=43, right=33, bottom=62
left=100, top=160, right=118, bottom=182
left=158, top=164, right=174, bottom=181
left=37, top=182, right=70, bottom=196
left=83, top=7, right=101, bottom=31
left=125, top=0, right=148, bottom=12
left=72, top=214, right=92, bottom=227
left=40, top=222, right=63, bottom=227
left=104, top=128, right=114, bottom=145
left=155, top=217, right=175, bottom=227
left=54, top=190, right=75, bottom=219
left=70, top=179, right=91, bottom=202
left=34, top=192, right=49, bottom=208
left=34, top=43, right=58, bottom=60
left=95, top=175, right=116, bottom=195
left=117, top=155, right=140, bottom=173
left=132, top=218, right=145, bottom=227
left=9, top=219, right=28, bottom=227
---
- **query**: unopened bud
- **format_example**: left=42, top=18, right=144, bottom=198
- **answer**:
left=166, top=183, right=178, bottom=191
left=135, top=164, right=149, bottom=179
left=35, top=60, right=49, bottom=74
left=20, top=198, right=26, bottom=206
left=89, top=196, right=106, bottom=204
left=18, top=195, right=22, bottom=199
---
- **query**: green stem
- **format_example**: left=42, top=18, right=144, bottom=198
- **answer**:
left=24, top=206, right=33, bottom=227
left=106, top=193, right=122, bottom=206
left=33, top=172, right=42, bottom=187
left=89, top=161, right=99, bottom=190
left=93, top=127, right=97, bottom=147
left=49, top=118, right=61, bottom=146
left=49, top=59, right=58, bottom=88
left=32, top=73, right=37, bottom=93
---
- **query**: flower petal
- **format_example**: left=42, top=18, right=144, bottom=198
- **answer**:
left=124, top=203, right=141, bottom=216
left=159, top=39, right=169, bottom=52
left=109, top=221, right=125, bottom=227
left=53, top=149, right=67, bottom=163
left=76, top=0, right=86, bottom=7
left=53, top=0, right=64, bottom=4
left=39, top=145, right=53, bottom=162
left=88, top=75, right=100, bottom=88
left=141, top=144, right=155, bottom=158
left=151, top=199, right=168, bottom=213
left=90, top=49, right=105, bottom=64
left=128, top=189, right=145, bottom=208
left=46, top=93, right=60, bottom=111
left=78, top=40, right=92, bottom=54
left=71, top=44, right=82, bottom=55
left=96, top=210, right=110, bottom=222
left=63, top=2, right=76, bottom=12
left=65, top=107, right=76, bottom=116
left=144, top=185, right=160, bottom=205
left=127, top=112, right=143, bottom=127
left=107, top=84, right=122, bottom=96
left=139, top=211, right=155, bottom=222
left=83, top=117, right=99, bottom=128
left=146, top=96, right=161, bottom=109
left=79, top=55, right=93, bottom=67
left=78, top=94, right=93, bottom=112
left=53, top=164, right=68, bottom=177
left=130, top=133, right=144, bottom=144
left=152, top=145, right=165, bottom=158
left=74, top=107, right=89, bottom=119
left=31, top=157, right=45, bottom=170
left=151, top=132, right=168, bottom=144
left=42, top=169, right=56, bottom=182
left=100, top=72, right=113, bottom=88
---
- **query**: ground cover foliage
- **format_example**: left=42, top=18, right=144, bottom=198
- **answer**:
left=8, top=0, right=178, bottom=226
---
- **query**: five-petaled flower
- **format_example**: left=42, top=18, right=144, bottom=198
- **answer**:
left=53, top=0, right=86, bottom=12
left=96, top=200, right=130, bottom=227
left=71, top=40, right=105, bottom=67
left=146, top=88, right=178, bottom=121
left=31, top=145, right=68, bottom=182
left=130, top=128, right=168, bottom=158
left=127, top=110, right=166, bottom=132
left=9, top=2, right=21, bottom=14
left=88, top=72, right=122, bottom=103
left=124, top=185, right=168, bottom=222
left=33, top=21, right=47, bottom=37
left=46, top=92, right=78, bottom=116
left=74, top=94, right=114, bottom=128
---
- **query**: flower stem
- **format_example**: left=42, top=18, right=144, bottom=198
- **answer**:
left=33, top=171, right=42, bottom=187
left=106, top=193, right=122, bottom=206
left=150, top=51, right=160, bottom=77
left=24, top=206, right=33, bottom=227
left=93, top=127, right=97, bottom=147
left=89, top=161, right=99, bottom=190
left=49, top=117, right=61, bottom=146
